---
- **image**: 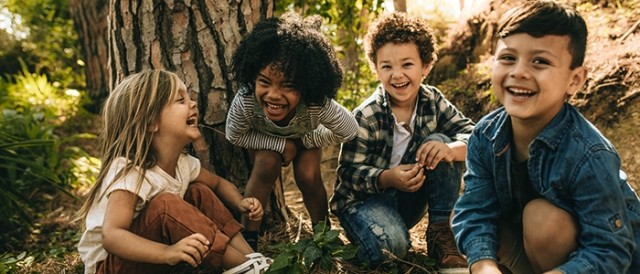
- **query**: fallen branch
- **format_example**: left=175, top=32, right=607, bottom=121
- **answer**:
left=620, top=18, right=640, bottom=42
left=617, top=89, right=640, bottom=107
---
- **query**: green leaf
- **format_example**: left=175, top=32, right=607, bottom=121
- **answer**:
left=302, top=244, right=322, bottom=267
left=289, top=263, right=305, bottom=274
left=294, top=238, right=312, bottom=253
left=336, top=244, right=358, bottom=260
left=324, top=230, right=340, bottom=244
left=312, top=220, right=329, bottom=235
left=266, top=253, right=292, bottom=272
left=317, top=254, right=333, bottom=270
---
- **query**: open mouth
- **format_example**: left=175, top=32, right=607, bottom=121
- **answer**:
left=266, top=102, right=285, bottom=110
left=187, top=115, right=198, bottom=126
left=391, top=82, right=410, bottom=89
left=265, top=102, right=287, bottom=116
left=507, top=87, right=536, bottom=97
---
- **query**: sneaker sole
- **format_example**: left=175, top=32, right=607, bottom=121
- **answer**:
left=438, top=268, right=469, bottom=274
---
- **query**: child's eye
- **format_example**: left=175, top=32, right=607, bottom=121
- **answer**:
left=496, top=54, right=516, bottom=63
left=532, top=58, right=551, bottom=66
left=257, top=78, right=270, bottom=86
left=283, top=83, right=295, bottom=91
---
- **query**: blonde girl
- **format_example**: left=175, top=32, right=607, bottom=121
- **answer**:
left=77, top=70, right=270, bottom=274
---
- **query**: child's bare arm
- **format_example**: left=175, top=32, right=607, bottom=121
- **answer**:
left=102, top=190, right=210, bottom=267
left=195, top=168, right=263, bottom=220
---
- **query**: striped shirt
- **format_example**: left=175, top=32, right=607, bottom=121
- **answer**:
left=225, top=91, right=358, bottom=153
left=330, top=84, right=475, bottom=214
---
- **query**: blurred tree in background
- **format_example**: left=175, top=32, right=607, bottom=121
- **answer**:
left=0, top=0, right=84, bottom=90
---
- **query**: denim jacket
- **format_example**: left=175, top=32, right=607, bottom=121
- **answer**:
left=452, top=103, right=640, bottom=273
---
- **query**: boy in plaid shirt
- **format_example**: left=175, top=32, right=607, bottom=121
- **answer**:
left=330, top=12, right=474, bottom=273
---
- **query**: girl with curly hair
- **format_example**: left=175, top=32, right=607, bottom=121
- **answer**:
left=226, top=12, right=357, bottom=251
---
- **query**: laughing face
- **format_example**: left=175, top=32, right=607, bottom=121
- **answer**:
left=492, top=33, right=587, bottom=125
left=374, top=42, right=431, bottom=107
left=254, top=65, right=301, bottom=126
left=155, top=80, right=200, bottom=145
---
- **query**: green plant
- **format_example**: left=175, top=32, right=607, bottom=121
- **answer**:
left=5, top=60, right=83, bottom=124
left=1, top=0, right=84, bottom=88
left=0, top=68, right=97, bottom=251
left=0, top=252, right=34, bottom=274
left=266, top=221, right=358, bottom=273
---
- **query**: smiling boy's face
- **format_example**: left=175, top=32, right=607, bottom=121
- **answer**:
left=374, top=42, right=431, bottom=107
left=492, top=33, right=587, bottom=125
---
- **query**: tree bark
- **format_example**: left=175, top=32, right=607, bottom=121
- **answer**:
left=69, top=0, right=110, bottom=113
left=107, top=0, right=287, bottom=229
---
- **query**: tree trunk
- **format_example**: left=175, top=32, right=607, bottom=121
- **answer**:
left=69, top=0, right=110, bottom=113
left=107, top=0, right=288, bottom=229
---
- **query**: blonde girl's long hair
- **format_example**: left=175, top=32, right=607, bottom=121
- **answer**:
left=76, top=70, right=181, bottom=225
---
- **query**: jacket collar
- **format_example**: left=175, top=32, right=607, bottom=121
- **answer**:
left=483, top=103, right=572, bottom=155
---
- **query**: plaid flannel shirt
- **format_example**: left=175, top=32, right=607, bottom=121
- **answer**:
left=330, top=84, right=475, bottom=214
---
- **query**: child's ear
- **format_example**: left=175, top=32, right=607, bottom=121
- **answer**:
left=422, top=63, right=433, bottom=77
left=567, top=66, right=588, bottom=96
left=149, top=123, right=159, bottom=133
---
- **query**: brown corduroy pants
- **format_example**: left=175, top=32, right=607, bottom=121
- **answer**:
left=96, top=183, right=243, bottom=274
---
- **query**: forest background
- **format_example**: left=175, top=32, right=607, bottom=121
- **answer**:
left=0, top=0, right=638, bottom=273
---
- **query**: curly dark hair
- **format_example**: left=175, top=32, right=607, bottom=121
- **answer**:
left=231, top=12, right=343, bottom=105
left=363, top=12, right=437, bottom=70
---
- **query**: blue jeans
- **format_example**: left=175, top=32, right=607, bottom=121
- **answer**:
left=337, top=134, right=463, bottom=266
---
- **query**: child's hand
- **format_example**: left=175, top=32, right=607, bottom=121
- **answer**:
left=282, top=139, right=298, bottom=166
left=239, top=197, right=264, bottom=221
left=164, top=233, right=210, bottom=267
left=382, top=164, right=425, bottom=192
left=416, top=140, right=455, bottom=170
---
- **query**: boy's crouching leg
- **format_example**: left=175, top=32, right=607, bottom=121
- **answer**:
left=523, top=198, right=578, bottom=273
left=336, top=197, right=410, bottom=267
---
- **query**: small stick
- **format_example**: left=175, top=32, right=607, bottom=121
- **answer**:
left=620, top=18, right=640, bottom=42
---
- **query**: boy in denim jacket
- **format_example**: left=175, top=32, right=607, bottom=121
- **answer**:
left=330, top=12, right=475, bottom=273
left=452, top=1, right=640, bottom=273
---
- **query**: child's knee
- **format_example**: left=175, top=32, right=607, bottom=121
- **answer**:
left=523, top=199, right=578, bottom=246
left=294, top=168, right=322, bottom=189
left=145, top=192, right=187, bottom=216
left=353, top=223, right=410, bottom=266
left=429, top=161, right=464, bottom=186
left=252, top=151, right=282, bottom=177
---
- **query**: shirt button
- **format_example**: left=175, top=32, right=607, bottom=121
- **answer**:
left=615, top=219, right=623, bottom=228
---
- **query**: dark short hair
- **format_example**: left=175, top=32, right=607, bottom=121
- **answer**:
left=497, top=0, right=587, bottom=68
left=231, top=12, right=343, bottom=105
left=363, top=12, right=437, bottom=69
